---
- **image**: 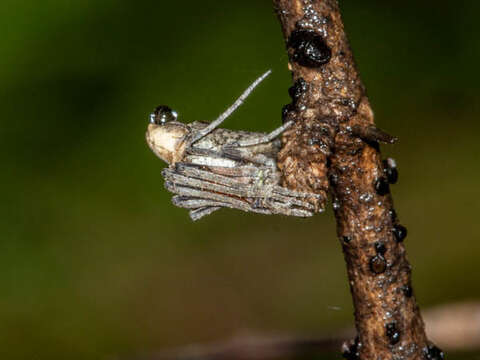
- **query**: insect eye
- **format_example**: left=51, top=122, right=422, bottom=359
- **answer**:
left=150, top=105, right=178, bottom=125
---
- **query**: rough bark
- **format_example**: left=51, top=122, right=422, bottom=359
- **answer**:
left=273, top=1, right=434, bottom=359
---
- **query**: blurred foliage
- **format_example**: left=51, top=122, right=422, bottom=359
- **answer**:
left=1, top=1, right=479, bottom=359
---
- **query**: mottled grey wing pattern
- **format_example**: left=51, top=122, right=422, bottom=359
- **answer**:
left=162, top=130, right=323, bottom=220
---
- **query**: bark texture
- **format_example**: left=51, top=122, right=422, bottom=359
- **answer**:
left=273, top=1, right=433, bottom=359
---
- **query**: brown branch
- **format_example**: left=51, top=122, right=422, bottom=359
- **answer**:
left=273, top=1, right=436, bottom=359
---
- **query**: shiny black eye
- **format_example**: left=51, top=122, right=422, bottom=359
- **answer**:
left=150, top=105, right=178, bottom=125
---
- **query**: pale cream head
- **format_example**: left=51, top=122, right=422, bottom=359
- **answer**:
left=146, top=106, right=190, bottom=164
left=146, top=122, right=190, bottom=165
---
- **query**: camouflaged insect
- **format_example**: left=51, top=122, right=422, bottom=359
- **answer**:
left=145, top=70, right=325, bottom=220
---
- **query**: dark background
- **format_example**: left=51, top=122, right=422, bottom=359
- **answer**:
left=1, top=1, right=479, bottom=359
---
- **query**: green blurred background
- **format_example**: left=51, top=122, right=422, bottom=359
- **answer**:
left=1, top=1, right=479, bottom=359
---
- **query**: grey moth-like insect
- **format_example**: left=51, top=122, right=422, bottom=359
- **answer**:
left=145, top=70, right=324, bottom=221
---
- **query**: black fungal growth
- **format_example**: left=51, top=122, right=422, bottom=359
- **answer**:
left=370, top=255, right=387, bottom=274
left=389, top=209, right=397, bottom=222
left=282, top=78, right=309, bottom=124
left=423, top=345, right=444, bottom=360
left=287, top=29, right=331, bottom=68
left=329, top=173, right=339, bottom=186
left=342, top=337, right=360, bottom=360
left=402, top=284, right=413, bottom=298
left=375, top=177, right=390, bottom=196
left=386, top=322, right=400, bottom=345
left=393, top=224, right=408, bottom=242
left=152, top=105, right=177, bottom=125
left=281, top=103, right=296, bottom=124
left=374, top=241, right=386, bottom=255
left=383, top=158, right=399, bottom=184
left=288, top=77, right=308, bottom=101
left=342, top=235, right=352, bottom=243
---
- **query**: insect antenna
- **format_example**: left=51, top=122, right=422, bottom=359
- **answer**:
left=188, top=69, right=272, bottom=145
left=235, top=120, right=294, bottom=147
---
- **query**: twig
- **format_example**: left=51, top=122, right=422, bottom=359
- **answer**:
left=273, top=1, right=434, bottom=358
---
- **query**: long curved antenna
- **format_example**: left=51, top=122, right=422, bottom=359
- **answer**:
left=235, top=120, right=294, bottom=147
left=188, top=69, right=272, bottom=145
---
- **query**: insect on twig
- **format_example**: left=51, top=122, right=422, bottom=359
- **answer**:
left=145, top=70, right=325, bottom=220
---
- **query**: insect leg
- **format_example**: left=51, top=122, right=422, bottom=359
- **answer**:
left=173, top=165, right=317, bottom=210
left=171, top=169, right=319, bottom=214
left=177, top=162, right=260, bottom=178
left=163, top=178, right=263, bottom=213
left=189, top=207, right=222, bottom=221
left=272, top=186, right=325, bottom=202
left=166, top=178, right=316, bottom=218
left=173, top=163, right=254, bottom=185
left=172, top=195, right=231, bottom=209
left=163, top=168, right=264, bottom=198
left=220, top=147, right=275, bottom=166
left=188, top=70, right=272, bottom=144
left=170, top=164, right=322, bottom=210
left=264, top=201, right=314, bottom=217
